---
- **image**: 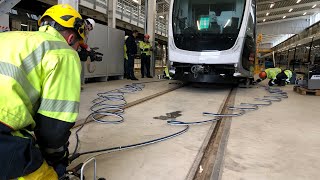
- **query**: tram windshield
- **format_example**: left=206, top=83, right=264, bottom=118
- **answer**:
left=172, top=0, right=246, bottom=51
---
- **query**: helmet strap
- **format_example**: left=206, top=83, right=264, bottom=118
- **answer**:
left=40, top=21, right=65, bottom=31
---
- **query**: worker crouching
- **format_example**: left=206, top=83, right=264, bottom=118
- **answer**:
left=0, top=4, right=85, bottom=179
left=258, top=68, right=293, bottom=86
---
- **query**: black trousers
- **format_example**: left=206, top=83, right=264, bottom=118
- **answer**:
left=269, top=71, right=288, bottom=86
left=127, top=54, right=135, bottom=78
left=124, top=59, right=128, bottom=77
left=0, top=124, right=43, bottom=179
left=141, top=54, right=151, bottom=77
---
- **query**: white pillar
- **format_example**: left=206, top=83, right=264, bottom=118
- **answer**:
left=108, top=0, right=117, bottom=28
left=58, top=0, right=79, bottom=10
left=146, top=0, right=156, bottom=76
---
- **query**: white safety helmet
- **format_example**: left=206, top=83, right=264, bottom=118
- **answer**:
left=86, top=18, right=95, bottom=29
left=125, top=35, right=129, bottom=40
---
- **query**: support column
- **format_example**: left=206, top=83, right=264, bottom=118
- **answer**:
left=145, top=0, right=156, bottom=77
left=108, top=0, right=117, bottom=28
left=58, top=0, right=79, bottom=10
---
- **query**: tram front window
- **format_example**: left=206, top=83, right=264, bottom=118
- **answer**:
left=172, top=0, right=246, bottom=51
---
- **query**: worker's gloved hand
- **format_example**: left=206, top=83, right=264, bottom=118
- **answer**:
left=41, top=143, right=70, bottom=177
left=268, top=80, right=275, bottom=86
left=286, top=78, right=291, bottom=84
left=89, top=49, right=96, bottom=62
left=140, top=49, right=144, bottom=51
left=54, top=163, right=67, bottom=178
left=256, top=79, right=262, bottom=83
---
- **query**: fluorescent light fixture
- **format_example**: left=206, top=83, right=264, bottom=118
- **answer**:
left=303, top=12, right=307, bottom=15
left=283, top=16, right=286, bottom=18
left=312, top=4, right=317, bottom=8
left=266, top=12, right=269, bottom=16
left=21, top=24, right=28, bottom=27
left=197, top=20, right=200, bottom=30
left=296, top=0, right=301, bottom=3
left=263, top=19, right=266, bottom=22
left=289, top=8, right=293, bottom=12
left=270, top=3, right=275, bottom=8
left=224, top=19, right=231, bottom=28
left=159, top=15, right=164, bottom=19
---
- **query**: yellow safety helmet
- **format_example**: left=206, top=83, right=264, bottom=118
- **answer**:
left=38, top=4, right=86, bottom=40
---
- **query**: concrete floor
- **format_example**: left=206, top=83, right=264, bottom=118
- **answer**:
left=69, top=78, right=231, bottom=180
left=70, top=78, right=320, bottom=180
left=222, top=84, right=320, bottom=180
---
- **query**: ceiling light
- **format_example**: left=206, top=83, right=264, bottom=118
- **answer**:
left=270, top=3, right=275, bottom=8
left=303, top=12, right=307, bottom=15
left=283, top=16, right=286, bottom=18
left=312, top=4, right=317, bottom=8
left=263, top=19, right=266, bottom=22
left=289, top=8, right=293, bottom=12
left=296, top=0, right=301, bottom=3
left=266, top=12, right=270, bottom=16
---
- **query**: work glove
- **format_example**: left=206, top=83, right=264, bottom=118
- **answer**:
left=140, top=48, right=144, bottom=51
left=89, top=49, right=96, bottom=62
left=256, top=79, right=262, bottom=83
left=54, top=163, right=67, bottom=178
left=268, top=80, right=275, bottom=86
left=41, top=143, right=70, bottom=177
left=286, top=78, right=290, bottom=84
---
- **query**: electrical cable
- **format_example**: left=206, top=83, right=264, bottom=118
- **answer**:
left=70, top=80, right=186, bottom=162
left=166, top=85, right=289, bottom=126
left=71, top=125, right=189, bottom=162
left=71, top=83, right=289, bottom=161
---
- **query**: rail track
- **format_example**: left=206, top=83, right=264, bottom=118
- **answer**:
left=187, top=88, right=236, bottom=180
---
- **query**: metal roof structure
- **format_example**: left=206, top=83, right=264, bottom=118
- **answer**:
left=257, top=0, right=319, bottom=47
left=257, top=0, right=319, bottom=23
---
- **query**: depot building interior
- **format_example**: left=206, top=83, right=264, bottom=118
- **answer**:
left=0, top=0, right=320, bottom=179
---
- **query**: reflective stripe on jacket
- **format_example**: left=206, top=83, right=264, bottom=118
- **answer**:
left=139, top=41, right=152, bottom=56
left=265, top=68, right=282, bottom=80
left=0, top=25, right=81, bottom=131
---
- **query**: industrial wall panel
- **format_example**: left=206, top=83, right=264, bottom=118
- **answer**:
left=85, top=23, right=108, bottom=78
left=107, top=27, right=125, bottom=76
left=0, top=14, right=9, bottom=32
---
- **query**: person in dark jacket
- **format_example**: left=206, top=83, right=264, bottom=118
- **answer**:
left=125, top=30, right=139, bottom=80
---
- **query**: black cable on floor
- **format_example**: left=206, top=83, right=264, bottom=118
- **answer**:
left=70, top=80, right=187, bottom=161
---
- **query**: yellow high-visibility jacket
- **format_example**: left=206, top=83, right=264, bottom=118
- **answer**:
left=0, top=25, right=80, bottom=129
left=124, top=44, right=128, bottom=60
left=0, top=25, right=81, bottom=178
left=284, top=70, right=293, bottom=80
left=265, top=68, right=282, bottom=80
left=139, top=41, right=152, bottom=56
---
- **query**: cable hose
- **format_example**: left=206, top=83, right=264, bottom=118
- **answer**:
left=166, top=85, right=288, bottom=126
left=70, top=83, right=288, bottom=161
left=71, top=125, right=189, bottom=161
left=70, top=80, right=186, bottom=161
